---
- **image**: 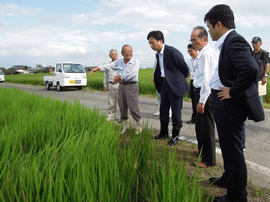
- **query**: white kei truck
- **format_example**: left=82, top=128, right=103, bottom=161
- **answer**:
left=0, top=70, right=5, bottom=82
left=43, top=62, right=87, bottom=91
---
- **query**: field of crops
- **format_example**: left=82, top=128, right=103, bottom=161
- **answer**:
left=4, top=69, right=191, bottom=99
left=0, top=87, right=212, bottom=201
left=4, top=69, right=270, bottom=104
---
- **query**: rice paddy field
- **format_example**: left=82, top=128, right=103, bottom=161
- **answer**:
left=4, top=68, right=270, bottom=104
left=0, top=87, right=211, bottom=201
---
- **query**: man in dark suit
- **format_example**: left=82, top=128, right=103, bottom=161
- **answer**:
left=204, top=4, right=264, bottom=202
left=147, top=30, right=189, bottom=146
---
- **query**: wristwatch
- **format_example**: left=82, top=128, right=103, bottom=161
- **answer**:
left=264, top=74, right=268, bottom=77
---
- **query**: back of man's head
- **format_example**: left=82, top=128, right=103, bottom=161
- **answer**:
left=193, top=26, right=208, bottom=42
left=147, top=30, right=165, bottom=43
left=187, top=44, right=194, bottom=49
left=204, top=4, right=236, bottom=29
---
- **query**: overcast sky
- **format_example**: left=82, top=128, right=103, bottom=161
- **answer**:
left=0, top=0, right=269, bottom=69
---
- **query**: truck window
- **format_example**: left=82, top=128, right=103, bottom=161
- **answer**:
left=56, top=64, right=61, bottom=72
left=63, top=64, right=85, bottom=73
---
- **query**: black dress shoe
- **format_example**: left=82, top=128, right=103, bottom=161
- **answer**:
left=154, top=133, right=168, bottom=139
left=187, top=120, right=195, bottom=124
left=168, top=136, right=178, bottom=146
left=214, top=195, right=247, bottom=202
left=209, top=177, right=228, bottom=188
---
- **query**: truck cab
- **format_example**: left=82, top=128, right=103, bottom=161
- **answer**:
left=0, top=70, right=5, bottom=82
left=44, top=62, right=87, bottom=91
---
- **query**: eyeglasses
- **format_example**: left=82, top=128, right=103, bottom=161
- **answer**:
left=189, top=38, right=200, bottom=42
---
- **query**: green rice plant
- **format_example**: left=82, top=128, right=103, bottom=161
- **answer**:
left=4, top=73, right=52, bottom=86
left=0, top=87, right=211, bottom=201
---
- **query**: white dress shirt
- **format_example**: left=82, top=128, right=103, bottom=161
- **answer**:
left=157, top=44, right=166, bottom=78
left=193, top=44, right=218, bottom=103
left=187, top=57, right=199, bottom=80
left=99, top=58, right=139, bottom=82
left=209, top=29, right=234, bottom=90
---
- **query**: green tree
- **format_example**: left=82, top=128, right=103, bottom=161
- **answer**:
left=36, top=64, right=43, bottom=68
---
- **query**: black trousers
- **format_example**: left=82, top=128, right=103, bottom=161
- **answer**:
left=159, top=78, right=183, bottom=130
left=211, top=92, right=247, bottom=200
left=190, top=79, right=196, bottom=121
left=194, top=88, right=215, bottom=166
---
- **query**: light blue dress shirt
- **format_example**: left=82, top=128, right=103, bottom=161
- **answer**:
left=99, top=57, right=139, bottom=82
left=158, top=44, right=166, bottom=78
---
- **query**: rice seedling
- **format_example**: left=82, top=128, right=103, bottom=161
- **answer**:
left=0, top=87, right=211, bottom=201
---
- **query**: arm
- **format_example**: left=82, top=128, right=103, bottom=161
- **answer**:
left=197, top=51, right=217, bottom=113
left=171, top=48, right=190, bottom=78
left=103, top=72, right=108, bottom=92
left=262, top=53, right=269, bottom=85
left=226, top=37, right=259, bottom=99
left=262, top=63, right=269, bottom=85
left=89, top=67, right=100, bottom=75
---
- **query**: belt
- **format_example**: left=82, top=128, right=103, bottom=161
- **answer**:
left=119, top=82, right=137, bottom=85
left=211, top=89, right=222, bottom=94
left=194, top=87, right=201, bottom=92
left=109, top=82, right=117, bottom=85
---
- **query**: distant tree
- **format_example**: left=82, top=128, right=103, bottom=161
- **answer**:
left=0, top=67, right=6, bottom=71
left=36, top=64, right=43, bottom=68
left=24, top=65, right=29, bottom=70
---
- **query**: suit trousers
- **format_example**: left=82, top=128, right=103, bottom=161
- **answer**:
left=211, top=92, right=247, bottom=200
left=194, top=88, right=216, bottom=166
left=160, top=78, right=183, bottom=130
left=107, top=82, right=119, bottom=118
left=190, top=79, right=196, bottom=121
left=118, top=83, right=141, bottom=121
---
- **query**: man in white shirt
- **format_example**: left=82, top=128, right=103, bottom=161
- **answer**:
left=186, top=44, right=199, bottom=124
left=90, top=45, right=142, bottom=134
left=190, top=26, right=218, bottom=168
left=103, top=49, right=120, bottom=122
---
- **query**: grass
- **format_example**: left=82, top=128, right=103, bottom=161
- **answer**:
left=0, top=87, right=212, bottom=201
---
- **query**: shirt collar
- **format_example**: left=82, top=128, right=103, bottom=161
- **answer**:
left=215, top=29, right=234, bottom=51
left=121, top=57, right=134, bottom=65
left=158, top=44, right=165, bottom=55
left=197, top=44, right=210, bottom=58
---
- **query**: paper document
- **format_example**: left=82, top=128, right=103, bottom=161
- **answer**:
left=258, top=81, right=267, bottom=96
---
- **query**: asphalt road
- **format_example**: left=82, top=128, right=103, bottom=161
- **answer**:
left=1, top=83, right=269, bottom=189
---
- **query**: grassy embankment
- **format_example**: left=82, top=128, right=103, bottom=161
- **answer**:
left=0, top=87, right=210, bottom=201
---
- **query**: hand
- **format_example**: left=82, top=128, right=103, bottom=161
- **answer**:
left=89, top=67, right=100, bottom=75
left=217, top=87, right=231, bottom=101
left=196, top=103, right=205, bottom=114
left=104, top=87, right=108, bottom=92
left=262, top=76, right=267, bottom=85
left=152, top=79, right=155, bottom=84
left=113, top=75, right=121, bottom=84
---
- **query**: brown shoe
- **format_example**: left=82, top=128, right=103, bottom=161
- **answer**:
left=193, top=161, right=208, bottom=168
left=193, top=149, right=199, bottom=156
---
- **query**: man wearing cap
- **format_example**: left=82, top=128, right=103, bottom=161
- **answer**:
left=251, top=36, right=269, bottom=104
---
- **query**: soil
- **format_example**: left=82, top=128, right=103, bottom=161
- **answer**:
left=151, top=128, right=270, bottom=202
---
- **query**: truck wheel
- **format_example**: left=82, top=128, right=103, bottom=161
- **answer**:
left=45, top=82, right=50, bottom=90
left=57, top=83, right=62, bottom=91
left=77, top=86, right=82, bottom=90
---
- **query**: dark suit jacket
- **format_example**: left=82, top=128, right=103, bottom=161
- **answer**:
left=154, top=45, right=189, bottom=98
left=219, top=30, right=264, bottom=122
